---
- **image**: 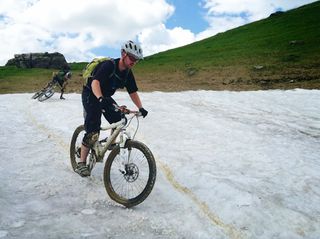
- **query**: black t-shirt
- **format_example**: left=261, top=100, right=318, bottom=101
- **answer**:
left=90, top=58, right=138, bottom=97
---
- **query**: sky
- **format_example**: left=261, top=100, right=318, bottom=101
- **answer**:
left=0, top=90, right=320, bottom=238
left=0, top=0, right=317, bottom=65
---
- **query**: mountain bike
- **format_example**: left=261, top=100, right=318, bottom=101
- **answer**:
left=31, top=81, right=59, bottom=102
left=70, top=106, right=157, bottom=208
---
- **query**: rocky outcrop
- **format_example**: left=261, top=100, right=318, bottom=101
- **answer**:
left=5, top=52, right=69, bottom=69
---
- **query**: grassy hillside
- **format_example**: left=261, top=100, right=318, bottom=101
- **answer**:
left=0, top=1, right=319, bottom=93
left=0, top=63, right=87, bottom=94
left=134, top=1, right=320, bottom=91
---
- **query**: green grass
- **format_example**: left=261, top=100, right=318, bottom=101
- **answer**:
left=0, top=66, right=52, bottom=93
left=68, top=62, right=88, bottom=71
left=0, top=64, right=84, bottom=93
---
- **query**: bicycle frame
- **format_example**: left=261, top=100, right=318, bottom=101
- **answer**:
left=35, top=81, right=61, bottom=101
left=91, top=112, right=139, bottom=163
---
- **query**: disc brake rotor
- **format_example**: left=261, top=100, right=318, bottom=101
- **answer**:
left=123, top=163, right=139, bottom=182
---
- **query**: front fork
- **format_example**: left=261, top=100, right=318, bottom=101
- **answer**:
left=119, top=130, right=131, bottom=148
left=119, top=131, right=133, bottom=168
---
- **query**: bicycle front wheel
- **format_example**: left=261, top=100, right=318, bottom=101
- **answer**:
left=104, top=140, right=157, bottom=208
left=31, top=90, right=44, bottom=99
left=38, top=86, right=55, bottom=102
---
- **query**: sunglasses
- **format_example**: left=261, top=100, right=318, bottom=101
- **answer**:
left=127, top=54, right=139, bottom=63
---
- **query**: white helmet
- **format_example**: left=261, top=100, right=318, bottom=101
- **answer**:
left=65, top=71, right=72, bottom=79
left=121, top=40, right=143, bottom=60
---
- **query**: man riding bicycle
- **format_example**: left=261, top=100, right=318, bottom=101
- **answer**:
left=76, top=40, right=148, bottom=177
left=52, top=69, right=72, bottom=100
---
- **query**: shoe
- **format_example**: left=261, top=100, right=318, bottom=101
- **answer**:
left=75, top=162, right=90, bottom=177
left=60, top=96, right=65, bottom=100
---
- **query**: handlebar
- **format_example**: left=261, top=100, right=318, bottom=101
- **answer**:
left=99, top=104, right=141, bottom=136
left=114, top=104, right=141, bottom=117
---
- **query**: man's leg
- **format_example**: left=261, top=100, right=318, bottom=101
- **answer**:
left=75, top=134, right=93, bottom=177
left=77, top=89, right=101, bottom=176
left=81, top=131, right=100, bottom=162
left=102, top=101, right=122, bottom=150
left=80, top=144, right=90, bottom=163
left=77, top=107, right=101, bottom=176
left=59, top=81, right=65, bottom=99
left=76, top=131, right=99, bottom=177
left=60, top=90, right=65, bottom=100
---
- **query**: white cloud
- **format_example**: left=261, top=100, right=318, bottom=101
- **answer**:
left=198, top=0, right=317, bottom=39
left=0, top=0, right=174, bottom=65
left=138, top=24, right=196, bottom=56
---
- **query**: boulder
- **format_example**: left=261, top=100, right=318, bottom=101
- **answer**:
left=5, top=52, right=69, bottom=69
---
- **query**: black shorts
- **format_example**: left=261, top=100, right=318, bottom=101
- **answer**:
left=53, top=76, right=64, bottom=87
left=82, top=87, right=121, bottom=134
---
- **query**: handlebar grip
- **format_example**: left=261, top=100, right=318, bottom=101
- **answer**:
left=113, top=104, right=140, bottom=115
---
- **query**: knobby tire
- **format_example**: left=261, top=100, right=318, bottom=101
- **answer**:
left=70, top=125, right=85, bottom=171
left=31, top=90, right=44, bottom=99
left=38, top=86, right=55, bottom=102
left=103, top=140, right=157, bottom=208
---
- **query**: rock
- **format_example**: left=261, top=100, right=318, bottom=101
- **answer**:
left=5, top=52, right=69, bottom=69
left=253, top=65, right=264, bottom=70
left=187, top=67, right=197, bottom=76
left=289, top=40, right=305, bottom=45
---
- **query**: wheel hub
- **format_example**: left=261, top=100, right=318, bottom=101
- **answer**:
left=124, top=163, right=139, bottom=182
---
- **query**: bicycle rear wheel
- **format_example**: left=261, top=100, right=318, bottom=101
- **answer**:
left=70, top=125, right=86, bottom=171
left=70, top=125, right=98, bottom=174
left=38, top=86, right=55, bottom=102
left=104, top=140, right=157, bottom=208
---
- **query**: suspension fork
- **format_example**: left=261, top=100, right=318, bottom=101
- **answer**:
left=119, top=130, right=133, bottom=163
